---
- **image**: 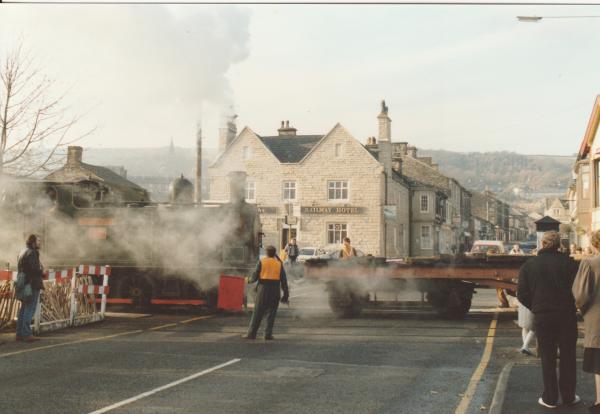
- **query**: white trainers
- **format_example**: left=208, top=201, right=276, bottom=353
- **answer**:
left=564, top=395, right=581, bottom=405
left=538, top=398, right=557, bottom=408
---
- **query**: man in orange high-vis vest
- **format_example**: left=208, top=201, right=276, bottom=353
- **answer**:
left=243, top=245, right=289, bottom=340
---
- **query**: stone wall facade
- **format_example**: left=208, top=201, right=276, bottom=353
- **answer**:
left=208, top=123, right=411, bottom=257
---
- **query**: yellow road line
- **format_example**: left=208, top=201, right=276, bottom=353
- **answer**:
left=454, top=312, right=499, bottom=414
left=148, top=323, right=178, bottom=331
left=180, top=315, right=214, bottom=324
left=0, top=330, right=143, bottom=358
left=0, top=314, right=215, bottom=358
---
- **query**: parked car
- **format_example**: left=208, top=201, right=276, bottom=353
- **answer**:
left=467, top=240, right=506, bottom=255
left=297, top=247, right=325, bottom=263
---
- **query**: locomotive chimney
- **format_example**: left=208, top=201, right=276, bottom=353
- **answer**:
left=67, top=146, right=83, bottom=166
left=228, top=171, right=247, bottom=204
left=195, top=124, right=202, bottom=203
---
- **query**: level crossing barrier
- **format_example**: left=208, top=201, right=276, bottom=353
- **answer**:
left=0, top=265, right=111, bottom=333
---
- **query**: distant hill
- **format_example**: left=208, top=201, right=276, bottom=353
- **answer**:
left=418, top=149, right=575, bottom=203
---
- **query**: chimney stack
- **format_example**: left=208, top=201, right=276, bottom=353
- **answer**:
left=67, top=146, right=83, bottom=166
left=278, top=120, right=297, bottom=136
left=377, top=100, right=391, bottom=142
left=397, top=142, right=408, bottom=155
left=407, top=146, right=417, bottom=158
left=195, top=125, right=202, bottom=203
left=218, top=114, right=238, bottom=152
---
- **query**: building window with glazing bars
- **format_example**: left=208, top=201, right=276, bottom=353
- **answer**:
left=420, top=195, right=429, bottom=213
left=282, top=181, right=296, bottom=201
left=328, top=181, right=348, bottom=200
left=245, top=181, right=255, bottom=202
left=328, top=223, right=347, bottom=244
left=421, top=225, right=432, bottom=249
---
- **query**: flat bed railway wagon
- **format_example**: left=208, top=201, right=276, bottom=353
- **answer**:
left=304, top=254, right=531, bottom=318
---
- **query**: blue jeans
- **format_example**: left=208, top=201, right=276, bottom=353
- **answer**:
left=16, top=289, right=40, bottom=338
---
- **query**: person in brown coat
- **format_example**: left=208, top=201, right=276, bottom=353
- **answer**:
left=572, top=230, right=600, bottom=413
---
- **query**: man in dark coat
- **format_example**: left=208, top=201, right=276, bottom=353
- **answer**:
left=243, top=245, right=289, bottom=340
left=517, top=231, right=580, bottom=408
left=284, top=238, right=299, bottom=265
left=16, top=234, right=44, bottom=342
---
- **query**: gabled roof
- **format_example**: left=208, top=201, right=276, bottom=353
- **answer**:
left=577, top=95, right=600, bottom=161
left=80, top=163, right=145, bottom=190
left=258, top=135, right=324, bottom=163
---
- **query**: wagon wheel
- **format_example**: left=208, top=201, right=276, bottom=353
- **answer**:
left=327, top=281, right=365, bottom=319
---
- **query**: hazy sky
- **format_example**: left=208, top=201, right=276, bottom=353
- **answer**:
left=1, top=3, right=599, bottom=155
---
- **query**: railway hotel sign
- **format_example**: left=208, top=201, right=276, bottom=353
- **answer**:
left=301, top=206, right=365, bottom=214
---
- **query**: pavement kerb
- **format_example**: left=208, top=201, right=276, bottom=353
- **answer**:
left=488, top=362, right=515, bottom=414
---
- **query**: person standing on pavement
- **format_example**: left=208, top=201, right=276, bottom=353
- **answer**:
left=517, top=231, right=580, bottom=409
left=16, top=234, right=44, bottom=343
left=243, top=245, right=289, bottom=340
left=284, top=238, right=299, bottom=265
left=572, top=230, right=600, bottom=413
left=340, top=237, right=357, bottom=260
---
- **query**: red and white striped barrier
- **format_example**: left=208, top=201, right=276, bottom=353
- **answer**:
left=71, top=265, right=111, bottom=322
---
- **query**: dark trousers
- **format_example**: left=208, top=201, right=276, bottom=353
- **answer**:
left=247, top=283, right=280, bottom=338
left=534, top=312, right=578, bottom=405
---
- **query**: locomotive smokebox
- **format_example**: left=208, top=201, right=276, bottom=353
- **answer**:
left=228, top=171, right=247, bottom=204
left=170, top=174, right=194, bottom=204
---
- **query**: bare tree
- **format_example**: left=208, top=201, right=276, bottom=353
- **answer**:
left=0, top=42, right=94, bottom=177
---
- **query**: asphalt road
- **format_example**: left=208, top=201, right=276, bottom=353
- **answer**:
left=0, top=283, right=580, bottom=414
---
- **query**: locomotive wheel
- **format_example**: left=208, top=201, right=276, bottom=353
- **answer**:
left=119, top=277, right=152, bottom=311
left=327, top=281, right=365, bottom=319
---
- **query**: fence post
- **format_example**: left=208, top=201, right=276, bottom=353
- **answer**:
left=100, top=266, right=109, bottom=315
left=70, top=269, right=78, bottom=325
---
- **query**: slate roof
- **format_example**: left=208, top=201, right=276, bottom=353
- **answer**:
left=258, top=135, right=324, bottom=163
left=400, top=155, right=450, bottom=192
left=80, top=163, right=145, bottom=190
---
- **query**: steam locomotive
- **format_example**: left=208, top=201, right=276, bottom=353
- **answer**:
left=0, top=171, right=261, bottom=309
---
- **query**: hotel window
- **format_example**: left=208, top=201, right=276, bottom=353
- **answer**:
left=582, top=164, right=590, bottom=199
left=335, top=143, right=342, bottom=157
left=420, top=195, right=429, bottom=213
left=328, top=181, right=349, bottom=200
left=245, top=181, right=255, bottom=202
left=327, top=223, right=347, bottom=244
left=421, top=225, right=433, bottom=249
left=282, top=181, right=296, bottom=201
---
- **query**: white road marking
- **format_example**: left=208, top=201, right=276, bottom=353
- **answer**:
left=87, top=358, right=242, bottom=414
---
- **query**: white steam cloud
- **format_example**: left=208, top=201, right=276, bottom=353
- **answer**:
left=0, top=5, right=251, bottom=148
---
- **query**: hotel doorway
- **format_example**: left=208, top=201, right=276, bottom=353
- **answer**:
left=281, top=226, right=297, bottom=253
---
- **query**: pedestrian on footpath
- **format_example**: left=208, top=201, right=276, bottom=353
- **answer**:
left=284, top=238, right=299, bottom=265
left=243, top=245, right=289, bottom=340
left=517, top=231, right=581, bottom=409
left=572, top=230, right=600, bottom=413
left=16, top=234, right=44, bottom=343
left=517, top=298, right=536, bottom=356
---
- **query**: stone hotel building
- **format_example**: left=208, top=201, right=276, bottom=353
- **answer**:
left=208, top=102, right=410, bottom=257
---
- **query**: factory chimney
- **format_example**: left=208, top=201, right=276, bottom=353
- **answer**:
left=195, top=124, right=202, bottom=203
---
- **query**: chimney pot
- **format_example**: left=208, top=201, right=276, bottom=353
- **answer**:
left=286, top=120, right=289, bottom=127
left=281, top=121, right=284, bottom=128
left=67, top=146, right=83, bottom=165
